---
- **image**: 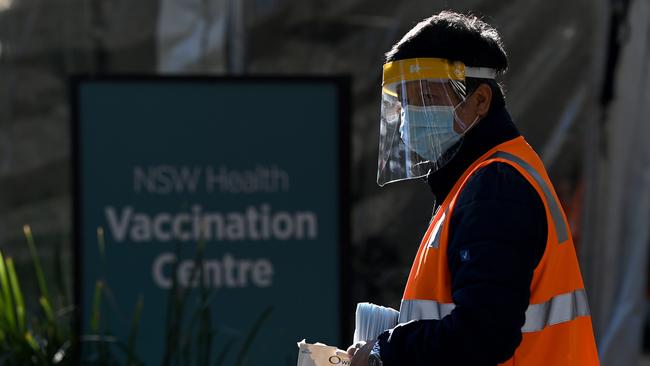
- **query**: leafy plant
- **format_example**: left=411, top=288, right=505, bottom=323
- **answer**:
left=0, top=226, right=74, bottom=365
left=160, top=239, right=275, bottom=366
left=0, top=226, right=274, bottom=365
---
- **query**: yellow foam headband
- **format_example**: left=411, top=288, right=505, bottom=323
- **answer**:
left=381, top=58, right=497, bottom=96
left=382, top=58, right=498, bottom=95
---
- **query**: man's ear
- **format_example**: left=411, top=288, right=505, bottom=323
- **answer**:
left=473, top=83, right=492, bottom=118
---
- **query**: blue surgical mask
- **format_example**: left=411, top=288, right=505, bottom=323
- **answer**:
left=399, top=104, right=462, bottom=162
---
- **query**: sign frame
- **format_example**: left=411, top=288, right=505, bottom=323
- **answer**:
left=70, top=75, right=352, bottom=363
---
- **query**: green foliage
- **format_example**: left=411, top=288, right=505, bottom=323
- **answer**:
left=0, top=226, right=274, bottom=365
left=0, top=226, right=74, bottom=365
left=160, top=239, right=274, bottom=366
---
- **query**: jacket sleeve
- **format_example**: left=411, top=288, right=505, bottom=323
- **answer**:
left=376, top=162, right=548, bottom=366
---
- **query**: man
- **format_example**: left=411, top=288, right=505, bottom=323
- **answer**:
left=349, top=11, right=599, bottom=366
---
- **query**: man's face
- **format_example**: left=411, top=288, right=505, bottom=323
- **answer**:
left=396, top=80, right=479, bottom=133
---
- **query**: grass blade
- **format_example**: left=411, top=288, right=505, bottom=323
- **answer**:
left=39, top=296, right=56, bottom=324
left=0, top=258, right=4, bottom=328
left=39, top=295, right=61, bottom=343
left=234, top=306, right=273, bottom=366
left=127, top=295, right=144, bottom=366
left=23, top=225, right=51, bottom=303
left=161, top=244, right=183, bottom=366
left=0, top=253, right=17, bottom=333
left=53, top=235, right=69, bottom=311
left=6, top=258, right=26, bottom=334
left=97, top=227, right=106, bottom=259
left=90, top=280, right=104, bottom=334
left=25, top=331, right=39, bottom=352
left=214, top=337, right=235, bottom=366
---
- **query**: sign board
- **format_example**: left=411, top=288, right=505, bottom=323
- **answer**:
left=73, top=77, right=349, bottom=365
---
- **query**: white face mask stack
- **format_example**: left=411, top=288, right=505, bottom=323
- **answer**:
left=353, top=302, right=399, bottom=344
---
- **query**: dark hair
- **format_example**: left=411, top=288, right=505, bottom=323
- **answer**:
left=385, top=11, right=508, bottom=111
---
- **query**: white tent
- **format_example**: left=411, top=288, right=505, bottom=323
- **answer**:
left=157, top=0, right=244, bottom=73
left=582, top=0, right=650, bottom=364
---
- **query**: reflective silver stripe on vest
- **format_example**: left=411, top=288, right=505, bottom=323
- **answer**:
left=521, top=288, right=590, bottom=332
left=489, top=151, right=569, bottom=244
left=427, top=209, right=447, bottom=249
left=398, top=299, right=456, bottom=324
left=399, top=289, right=590, bottom=332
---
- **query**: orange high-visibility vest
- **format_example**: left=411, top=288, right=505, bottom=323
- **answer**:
left=399, top=136, right=599, bottom=365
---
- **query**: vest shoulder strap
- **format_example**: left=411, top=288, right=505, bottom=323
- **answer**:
left=487, top=151, right=569, bottom=244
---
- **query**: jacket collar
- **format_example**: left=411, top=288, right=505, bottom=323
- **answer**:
left=426, top=106, right=521, bottom=202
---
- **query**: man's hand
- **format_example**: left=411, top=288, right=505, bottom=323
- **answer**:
left=347, top=341, right=365, bottom=358
left=348, top=340, right=377, bottom=366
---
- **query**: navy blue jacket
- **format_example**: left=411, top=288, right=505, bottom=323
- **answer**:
left=377, top=107, right=548, bottom=366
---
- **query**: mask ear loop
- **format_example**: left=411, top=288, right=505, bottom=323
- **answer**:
left=450, top=78, right=482, bottom=133
left=453, top=100, right=480, bottom=133
left=449, top=79, right=466, bottom=100
left=446, top=78, right=468, bottom=131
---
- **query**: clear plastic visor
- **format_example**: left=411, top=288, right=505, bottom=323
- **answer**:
left=377, top=58, right=473, bottom=186
left=377, top=58, right=498, bottom=186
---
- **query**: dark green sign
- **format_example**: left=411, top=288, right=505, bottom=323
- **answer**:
left=73, top=77, right=349, bottom=365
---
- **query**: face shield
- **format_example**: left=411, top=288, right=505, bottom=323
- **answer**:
left=376, top=58, right=497, bottom=187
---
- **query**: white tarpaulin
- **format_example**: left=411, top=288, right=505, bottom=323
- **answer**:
left=582, top=0, right=650, bottom=364
left=157, top=0, right=237, bottom=73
